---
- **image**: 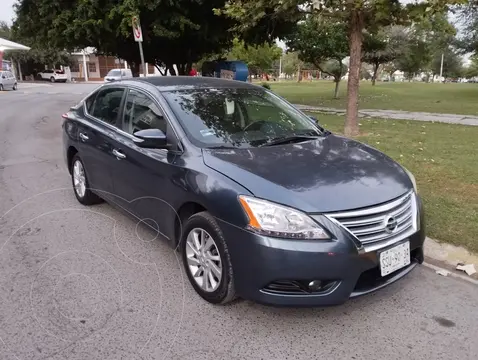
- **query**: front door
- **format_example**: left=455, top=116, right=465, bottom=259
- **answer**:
left=109, top=87, right=181, bottom=241
left=78, top=86, right=126, bottom=200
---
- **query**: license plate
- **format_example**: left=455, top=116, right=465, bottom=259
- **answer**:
left=379, top=241, right=410, bottom=276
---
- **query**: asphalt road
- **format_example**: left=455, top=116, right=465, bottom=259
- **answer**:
left=1, top=82, right=477, bottom=360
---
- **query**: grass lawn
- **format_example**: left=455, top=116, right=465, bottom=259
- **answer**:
left=308, top=113, right=478, bottom=253
left=270, top=80, right=478, bottom=116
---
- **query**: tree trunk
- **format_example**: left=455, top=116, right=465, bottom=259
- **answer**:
left=372, top=63, right=378, bottom=86
left=297, top=64, right=302, bottom=83
left=334, top=80, right=340, bottom=99
left=344, top=9, right=364, bottom=137
left=130, top=62, right=140, bottom=77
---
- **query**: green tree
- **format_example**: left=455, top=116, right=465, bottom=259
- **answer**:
left=282, top=52, right=302, bottom=77
left=362, top=26, right=408, bottom=85
left=218, top=0, right=463, bottom=136
left=285, top=17, right=348, bottom=99
left=414, top=11, right=457, bottom=79
left=0, top=21, right=11, bottom=39
left=226, top=38, right=282, bottom=76
left=395, top=36, right=432, bottom=80
left=0, top=20, right=72, bottom=78
left=13, top=0, right=292, bottom=76
left=457, top=1, right=478, bottom=54
left=464, top=55, right=478, bottom=78
left=431, top=48, right=463, bottom=80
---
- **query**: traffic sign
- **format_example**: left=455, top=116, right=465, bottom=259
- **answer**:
left=132, top=16, right=143, bottom=42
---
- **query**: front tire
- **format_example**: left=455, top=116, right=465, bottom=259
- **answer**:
left=0, top=84, right=3, bottom=91
left=181, top=212, right=236, bottom=304
left=71, top=154, right=103, bottom=205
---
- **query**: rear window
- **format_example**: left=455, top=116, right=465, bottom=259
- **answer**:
left=55, top=70, right=65, bottom=74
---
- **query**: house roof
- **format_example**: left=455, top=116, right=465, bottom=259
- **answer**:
left=0, top=37, right=31, bottom=51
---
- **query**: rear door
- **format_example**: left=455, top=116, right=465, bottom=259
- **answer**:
left=78, top=86, right=127, bottom=200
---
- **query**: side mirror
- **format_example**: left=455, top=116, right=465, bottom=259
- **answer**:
left=309, top=115, right=323, bottom=127
left=133, top=128, right=169, bottom=149
left=309, top=115, right=331, bottom=134
left=1, top=76, right=5, bottom=79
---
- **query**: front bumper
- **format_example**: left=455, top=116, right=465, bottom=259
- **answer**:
left=222, top=196, right=425, bottom=307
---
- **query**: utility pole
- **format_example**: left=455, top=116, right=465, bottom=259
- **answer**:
left=279, top=55, right=282, bottom=80
left=439, top=53, right=444, bottom=82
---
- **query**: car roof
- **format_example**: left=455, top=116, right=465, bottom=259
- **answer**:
left=122, top=76, right=258, bottom=92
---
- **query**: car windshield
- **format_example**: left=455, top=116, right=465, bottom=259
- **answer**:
left=162, top=87, right=322, bottom=148
left=107, top=70, right=121, bottom=76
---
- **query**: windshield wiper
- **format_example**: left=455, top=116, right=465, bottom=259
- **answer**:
left=259, top=135, right=319, bottom=147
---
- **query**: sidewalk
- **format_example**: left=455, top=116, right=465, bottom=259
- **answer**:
left=295, top=104, right=478, bottom=126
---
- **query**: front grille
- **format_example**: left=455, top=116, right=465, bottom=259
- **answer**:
left=327, top=191, right=417, bottom=247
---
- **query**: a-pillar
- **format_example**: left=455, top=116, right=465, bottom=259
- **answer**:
left=0, top=50, right=3, bottom=70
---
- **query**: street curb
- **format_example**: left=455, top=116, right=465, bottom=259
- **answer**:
left=422, top=262, right=478, bottom=285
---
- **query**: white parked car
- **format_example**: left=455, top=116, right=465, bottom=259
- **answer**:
left=37, top=69, right=68, bottom=83
left=104, top=68, right=133, bottom=82
left=0, top=70, right=17, bottom=91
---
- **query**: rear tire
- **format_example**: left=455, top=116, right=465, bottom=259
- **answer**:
left=0, top=84, right=3, bottom=91
left=71, top=154, right=103, bottom=205
left=12, top=83, right=17, bottom=90
left=50, top=76, right=56, bottom=83
left=181, top=211, right=236, bottom=304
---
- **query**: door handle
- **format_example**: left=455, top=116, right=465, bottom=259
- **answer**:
left=112, top=149, right=126, bottom=159
left=79, top=133, right=89, bottom=141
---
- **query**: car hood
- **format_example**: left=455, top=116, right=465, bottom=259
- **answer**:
left=202, top=135, right=412, bottom=213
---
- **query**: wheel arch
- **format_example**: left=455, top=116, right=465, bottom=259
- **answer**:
left=174, top=201, right=207, bottom=246
left=67, top=146, right=79, bottom=174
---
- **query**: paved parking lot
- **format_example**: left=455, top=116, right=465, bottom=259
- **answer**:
left=1, top=83, right=477, bottom=360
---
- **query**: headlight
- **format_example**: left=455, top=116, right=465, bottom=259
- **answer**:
left=404, top=167, right=418, bottom=192
left=238, top=195, right=330, bottom=239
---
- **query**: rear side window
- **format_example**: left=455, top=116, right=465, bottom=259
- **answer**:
left=90, top=88, right=125, bottom=126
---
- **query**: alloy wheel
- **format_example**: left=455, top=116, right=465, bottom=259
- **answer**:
left=185, top=228, right=222, bottom=292
left=73, top=160, right=86, bottom=198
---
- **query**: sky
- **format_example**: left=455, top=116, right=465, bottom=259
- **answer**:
left=1, top=0, right=16, bottom=24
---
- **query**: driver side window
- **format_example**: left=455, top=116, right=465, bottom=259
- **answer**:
left=90, top=87, right=125, bottom=126
left=123, top=89, right=166, bottom=135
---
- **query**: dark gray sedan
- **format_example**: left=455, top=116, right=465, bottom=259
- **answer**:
left=62, top=76, right=425, bottom=306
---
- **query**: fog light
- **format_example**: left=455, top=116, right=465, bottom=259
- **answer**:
left=308, top=280, right=322, bottom=291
